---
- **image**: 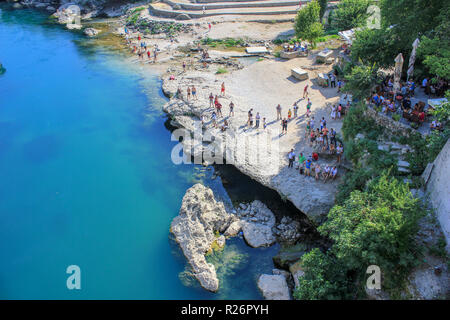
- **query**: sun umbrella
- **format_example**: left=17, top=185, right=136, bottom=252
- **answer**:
left=407, top=38, right=420, bottom=81
left=393, top=53, right=404, bottom=93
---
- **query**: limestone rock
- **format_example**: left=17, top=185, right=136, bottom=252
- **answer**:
left=224, top=220, right=242, bottom=237
left=239, top=200, right=276, bottom=248
left=171, top=184, right=235, bottom=292
left=161, top=72, right=339, bottom=225
left=257, top=274, right=290, bottom=300
left=289, top=260, right=305, bottom=289
left=84, top=27, right=100, bottom=37
left=66, top=23, right=82, bottom=30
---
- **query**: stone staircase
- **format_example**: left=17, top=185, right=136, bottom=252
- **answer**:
left=149, top=0, right=307, bottom=20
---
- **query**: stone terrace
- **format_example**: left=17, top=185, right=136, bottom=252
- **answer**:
left=148, top=0, right=340, bottom=21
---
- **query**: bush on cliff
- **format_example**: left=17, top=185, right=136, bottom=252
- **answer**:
left=293, top=248, right=353, bottom=300
left=295, top=172, right=425, bottom=299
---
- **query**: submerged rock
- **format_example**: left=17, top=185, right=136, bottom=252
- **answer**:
left=171, top=184, right=236, bottom=292
left=84, top=27, right=100, bottom=37
left=257, top=274, right=290, bottom=300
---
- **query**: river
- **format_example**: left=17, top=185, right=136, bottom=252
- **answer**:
left=0, top=7, right=280, bottom=299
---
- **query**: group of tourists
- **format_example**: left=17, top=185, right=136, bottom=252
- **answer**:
left=288, top=149, right=339, bottom=182
left=124, top=30, right=159, bottom=63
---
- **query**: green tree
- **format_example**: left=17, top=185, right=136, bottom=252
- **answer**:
left=351, top=28, right=400, bottom=68
left=330, top=0, right=370, bottom=31
left=294, top=0, right=324, bottom=46
left=343, top=63, right=381, bottom=100
left=416, top=3, right=450, bottom=81
left=293, top=249, right=353, bottom=300
left=319, top=172, right=425, bottom=290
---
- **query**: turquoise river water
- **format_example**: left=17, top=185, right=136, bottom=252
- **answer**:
left=0, top=7, right=279, bottom=299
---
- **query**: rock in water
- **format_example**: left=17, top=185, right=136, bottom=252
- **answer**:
left=257, top=274, right=290, bottom=300
left=84, top=28, right=100, bottom=37
left=240, top=200, right=276, bottom=248
left=171, top=184, right=235, bottom=292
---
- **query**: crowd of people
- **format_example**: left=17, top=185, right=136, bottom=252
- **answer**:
left=124, top=29, right=159, bottom=63
left=370, top=75, right=447, bottom=129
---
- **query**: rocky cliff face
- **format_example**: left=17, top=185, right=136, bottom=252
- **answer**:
left=162, top=72, right=338, bottom=225
left=423, top=138, right=450, bottom=253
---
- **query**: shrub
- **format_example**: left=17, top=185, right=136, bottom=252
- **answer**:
left=320, top=171, right=425, bottom=292
left=293, top=248, right=353, bottom=300
left=341, top=103, right=382, bottom=141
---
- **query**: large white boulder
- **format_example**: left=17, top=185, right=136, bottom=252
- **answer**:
left=171, top=184, right=236, bottom=292
left=257, top=274, right=290, bottom=300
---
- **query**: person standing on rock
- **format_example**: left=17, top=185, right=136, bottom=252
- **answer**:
left=305, top=119, right=311, bottom=138
left=209, top=93, right=214, bottom=108
left=276, top=104, right=282, bottom=120
left=187, top=86, right=191, bottom=100
left=192, top=86, right=197, bottom=100
left=208, top=22, right=212, bottom=32
left=183, top=61, right=186, bottom=72
left=229, top=101, right=234, bottom=116
left=211, top=111, right=217, bottom=128
left=298, top=152, right=306, bottom=174
left=288, top=149, right=295, bottom=168
left=322, top=126, right=329, bottom=147
left=147, top=50, right=151, bottom=60
left=255, top=112, right=261, bottom=128
left=221, top=82, right=225, bottom=96
left=306, top=98, right=312, bottom=117
left=263, top=117, right=267, bottom=129
left=303, top=84, right=309, bottom=98
left=247, top=109, right=253, bottom=127
left=281, top=118, right=288, bottom=135
left=293, top=102, right=299, bottom=118
left=336, top=143, right=344, bottom=163
left=330, top=128, right=336, bottom=146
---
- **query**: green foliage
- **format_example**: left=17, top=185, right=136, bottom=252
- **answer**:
left=343, top=63, right=381, bottom=100
left=350, top=0, right=449, bottom=78
left=294, top=0, right=324, bottom=46
left=404, top=129, right=450, bottom=176
left=335, top=166, right=372, bottom=204
left=392, top=114, right=401, bottom=122
left=428, top=92, right=450, bottom=123
left=201, top=37, right=244, bottom=48
left=416, top=3, right=450, bottom=81
left=320, top=172, right=425, bottom=291
left=216, top=67, right=228, bottom=74
left=315, top=34, right=340, bottom=43
left=330, top=0, right=370, bottom=31
left=318, top=0, right=329, bottom=21
left=293, top=248, right=353, bottom=300
left=341, top=103, right=382, bottom=141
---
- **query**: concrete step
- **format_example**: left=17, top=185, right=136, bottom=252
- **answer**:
left=164, top=0, right=301, bottom=10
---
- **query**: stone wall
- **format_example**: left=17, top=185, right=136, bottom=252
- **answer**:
left=423, top=138, right=450, bottom=253
left=365, top=106, right=416, bottom=138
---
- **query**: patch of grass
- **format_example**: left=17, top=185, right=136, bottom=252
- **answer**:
left=216, top=67, right=228, bottom=74
left=315, top=34, right=340, bottom=43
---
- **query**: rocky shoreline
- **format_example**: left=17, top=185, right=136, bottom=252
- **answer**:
left=171, top=183, right=313, bottom=298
